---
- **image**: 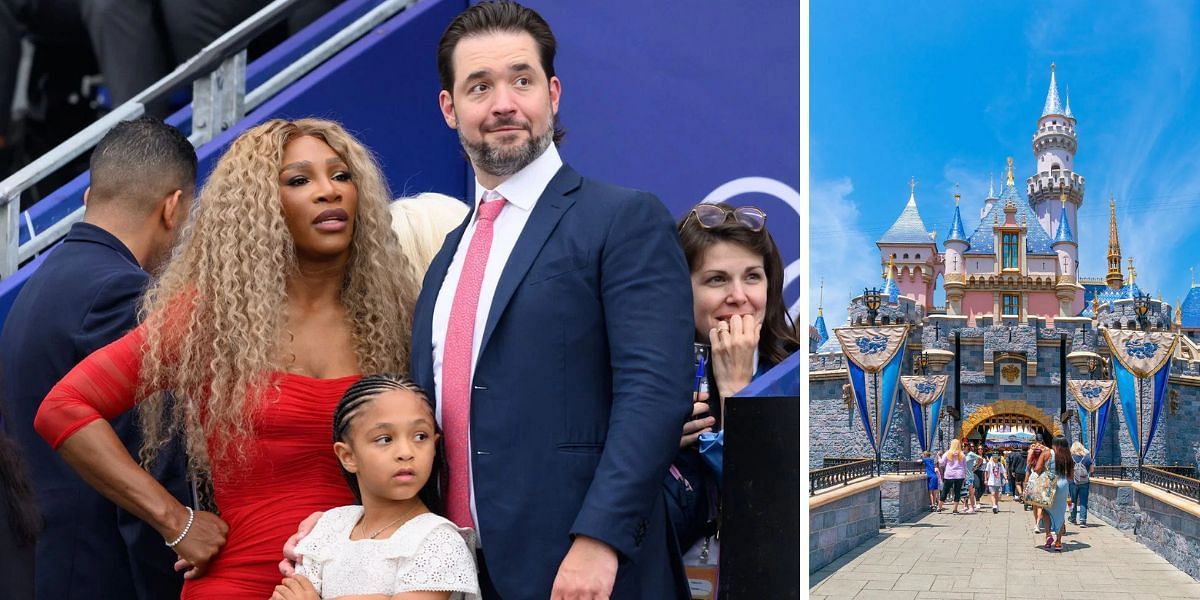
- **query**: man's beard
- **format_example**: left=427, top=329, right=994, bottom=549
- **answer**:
left=459, top=116, right=554, bottom=179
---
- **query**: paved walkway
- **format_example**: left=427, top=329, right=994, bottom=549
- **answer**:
left=811, top=495, right=1200, bottom=599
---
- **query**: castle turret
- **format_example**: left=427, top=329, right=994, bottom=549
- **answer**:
left=1106, top=197, right=1124, bottom=289
left=980, top=172, right=998, bottom=222
left=813, top=278, right=829, bottom=346
left=1027, top=63, right=1084, bottom=244
left=943, top=188, right=969, bottom=315
left=1052, top=193, right=1079, bottom=317
left=878, top=178, right=938, bottom=309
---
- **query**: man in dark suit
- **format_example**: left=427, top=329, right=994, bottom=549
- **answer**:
left=0, top=116, right=195, bottom=600
left=414, top=3, right=694, bottom=598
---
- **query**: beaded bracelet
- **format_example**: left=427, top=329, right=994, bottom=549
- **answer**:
left=165, top=506, right=195, bottom=548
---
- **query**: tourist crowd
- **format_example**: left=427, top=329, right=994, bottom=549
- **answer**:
left=921, top=437, right=1094, bottom=552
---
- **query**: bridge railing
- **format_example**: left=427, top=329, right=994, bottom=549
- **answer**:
left=1142, top=466, right=1200, bottom=503
left=810, top=459, right=874, bottom=496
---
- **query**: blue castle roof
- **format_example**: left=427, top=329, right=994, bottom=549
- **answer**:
left=964, top=177, right=1056, bottom=256
left=813, top=313, right=829, bottom=345
left=946, top=203, right=968, bottom=243
left=1053, top=204, right=1074, bottom=244
left=880, top=190, right=935, bottom=245
left=1182, top=286, right=1200, bottom=329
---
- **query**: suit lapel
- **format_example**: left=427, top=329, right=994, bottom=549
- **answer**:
left=477, top=165, right=582, bottom=358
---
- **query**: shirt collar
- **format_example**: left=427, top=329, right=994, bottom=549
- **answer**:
left=472, top=142, right=563, bottom=213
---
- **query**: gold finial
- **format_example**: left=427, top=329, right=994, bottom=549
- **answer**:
left=1128, top=257, right=1136, bottom=284
left=1006, top=157, right=1015, bottom=187
left=954, top=182, right=961, bottom=205
left=1060, top=186, right=1067, bottom=208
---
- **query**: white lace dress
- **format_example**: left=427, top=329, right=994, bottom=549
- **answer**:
left=295, top=506, right=480, bottom=599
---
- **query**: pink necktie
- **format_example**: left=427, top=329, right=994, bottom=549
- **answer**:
left=442, top=192, right=506, bottom=529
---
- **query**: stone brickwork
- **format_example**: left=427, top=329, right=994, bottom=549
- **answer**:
left=811, top=318, right=1200, bottom=471
left=1088, top=480, right=1138, bottom=532
left=809, top=484, right=880, bottom=573
left=1087, top=481, right=1200, bottom=581
left=879, top=475, right=928, bottom=524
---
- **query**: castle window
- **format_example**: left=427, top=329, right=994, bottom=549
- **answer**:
left=903, top=253, right=909, bottom=259
left=916, top=253, right=921, bottom=259
left=1002, top=233, right=1019, bottom=269
left=1003, top=294, right=1020, bottom=316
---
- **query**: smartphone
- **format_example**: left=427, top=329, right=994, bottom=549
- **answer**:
left=693, top=343, right=711, bottom=420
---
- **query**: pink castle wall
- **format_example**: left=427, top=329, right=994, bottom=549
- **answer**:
left=897, top=269, right=931, bottom=309
left=1026, top=293, right=1060, bottom=321
left=962, top=292, right=993, bottom=325
left=960, top=289, right=1071, bottom=325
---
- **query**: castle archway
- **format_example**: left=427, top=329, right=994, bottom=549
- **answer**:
left=959, top=400, right=1061, bottom=448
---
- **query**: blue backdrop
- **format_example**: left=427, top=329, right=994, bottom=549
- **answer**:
left=527, top=1, right=801, bottom=317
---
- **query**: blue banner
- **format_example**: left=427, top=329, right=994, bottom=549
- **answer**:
left=1112, top=359, right=1141, bottom=457
left=1077, top=400, right=1111, bottom=462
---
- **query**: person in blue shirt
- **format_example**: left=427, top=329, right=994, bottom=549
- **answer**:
left=922, top=451, right=941, bottom=511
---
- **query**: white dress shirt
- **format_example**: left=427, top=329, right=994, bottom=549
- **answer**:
left=431, top=143, right=563, bottom=538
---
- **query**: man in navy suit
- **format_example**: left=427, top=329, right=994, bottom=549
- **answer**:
left=0, top=116, right=195, bottom=600
left=416, top=3, right=694, bottom=598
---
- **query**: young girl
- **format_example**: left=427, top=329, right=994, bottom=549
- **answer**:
left=921, top=451, right=940, bottom=511
left=984, top=453, right=1008, bottom=513
left=271, top=375, right=480, bottom=600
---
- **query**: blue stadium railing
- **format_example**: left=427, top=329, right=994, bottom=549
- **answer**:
left=0, top=0, right=470, bottom=322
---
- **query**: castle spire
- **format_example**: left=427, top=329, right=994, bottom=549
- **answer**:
left=1064, top=85, right=1073, bottom=119
left=1128, top=257, right=1136, bottom=286
left=988, top=171, right=995, bottom=198
left=1053, top=188, right=1074, bottom=244
left=1106, top=196, right=1124, bottom=289
left=818, top=277, right=824, bottom=316
left=946, top=185, right=967, bottom=242
left=1042, top=62, right=1064, bottom=116
left=813, top=276, right=829, bottom=345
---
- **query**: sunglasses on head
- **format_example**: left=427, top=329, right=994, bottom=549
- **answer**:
left=682, top=204, right=767, bottom=232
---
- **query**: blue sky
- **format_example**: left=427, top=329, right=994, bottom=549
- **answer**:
left=810, top=1, right=1200, bottom=330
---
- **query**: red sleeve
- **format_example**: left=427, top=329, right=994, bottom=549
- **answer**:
left=34, top=324, right=147, bottom=450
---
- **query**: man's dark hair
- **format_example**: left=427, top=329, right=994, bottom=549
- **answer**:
left=88, top=116, right=197, bottom=212
left=437, top=1, right=564, bottom=144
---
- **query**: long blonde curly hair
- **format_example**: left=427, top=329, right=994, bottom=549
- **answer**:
left=135, top=119, right=419, bottom=481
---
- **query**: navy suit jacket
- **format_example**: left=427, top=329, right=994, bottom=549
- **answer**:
left=0, top=223, right=190, bottom=600
left=411, top=165, right=695, bottom=599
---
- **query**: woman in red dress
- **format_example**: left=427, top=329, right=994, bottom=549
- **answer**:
left=34, top=119, right=420, bottom=599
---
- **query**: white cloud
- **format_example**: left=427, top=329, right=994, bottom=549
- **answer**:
left=809, top=177, right=879, bottom=331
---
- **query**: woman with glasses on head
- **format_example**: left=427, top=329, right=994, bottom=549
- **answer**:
left=666, top=201, right=801, bottom=556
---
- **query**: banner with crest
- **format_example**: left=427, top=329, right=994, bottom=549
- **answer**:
left=1103, top=330, right=1178, bottom=460
left=901, top=375, right=948, bottom=452
left=1067, top=379, right=1115, bottom=461
left=834, top=326, right=910, bottom=453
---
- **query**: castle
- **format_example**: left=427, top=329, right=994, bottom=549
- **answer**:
left=810, top=65, right=1200, bottom=470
